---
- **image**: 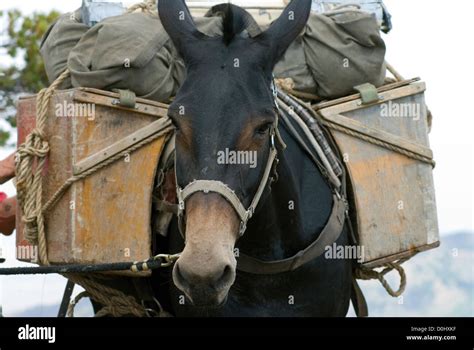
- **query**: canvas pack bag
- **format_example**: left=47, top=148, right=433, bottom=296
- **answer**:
left=41, top=6, right=385, bottom=102
left=67, top=12, right=225, bottom=103
left=40, top=9, right=89, bottom=89
left=274, top=9, right=386, bottom=98
left=40, top=10, right=223, bottom=103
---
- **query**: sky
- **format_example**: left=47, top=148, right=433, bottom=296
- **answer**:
left=0, top=0, right=473, bottom=316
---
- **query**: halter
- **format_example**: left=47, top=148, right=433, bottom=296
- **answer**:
left=158, top=80, right=349, bottom=275
left=175, top=80, right=282, bottom=237
left=176, top=122, right=279, bottom=237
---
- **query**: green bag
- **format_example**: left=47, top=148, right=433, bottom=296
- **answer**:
left=67, top=12, right=223, bottom=103
left=274, top=10, right=386, bottom=98
left=41, top=7, right=385, bottom=102
left=40, top=9, right=89, bottom=89
left=40, top=10, right=223, bottom=103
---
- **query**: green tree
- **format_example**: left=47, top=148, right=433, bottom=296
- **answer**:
left=0, top=9, right=60, bottom=147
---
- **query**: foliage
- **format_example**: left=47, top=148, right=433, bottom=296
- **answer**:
left=0, top=9, right=60, bottom=147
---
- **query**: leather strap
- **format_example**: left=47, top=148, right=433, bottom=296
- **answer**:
left=236, top=194, right=346, bottom=274
left=351, top=276, right=368, bottom=317
left=155, top=199, right=179, bottom=215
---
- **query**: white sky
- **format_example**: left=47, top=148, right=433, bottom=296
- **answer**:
left=0, top=0, right=473, bottom=315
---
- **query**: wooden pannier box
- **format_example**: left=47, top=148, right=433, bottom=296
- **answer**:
left=316, top=79, right=440, bottom=268
left=16, top=88, right=170, bottom=273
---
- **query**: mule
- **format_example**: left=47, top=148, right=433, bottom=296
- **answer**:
left=156, top=0, right=353, bottom=317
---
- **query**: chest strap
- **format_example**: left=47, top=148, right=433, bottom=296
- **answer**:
left=236, top=194, right=346, bottom=274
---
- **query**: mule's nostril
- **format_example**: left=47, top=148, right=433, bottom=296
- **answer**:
left=214, top=264, right=234, bottom=290
left=173, top=263, right=190, bottom=289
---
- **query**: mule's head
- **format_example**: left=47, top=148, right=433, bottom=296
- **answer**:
left=158, top=0, right=311, bottom=306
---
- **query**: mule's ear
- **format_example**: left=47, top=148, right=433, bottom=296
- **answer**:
left=158, top=0, right=204, bottom=59
left=260, top=0, right=312, bottom=66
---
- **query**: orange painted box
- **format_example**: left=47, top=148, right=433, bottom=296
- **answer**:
left=16, top=88, right=170, bottom=274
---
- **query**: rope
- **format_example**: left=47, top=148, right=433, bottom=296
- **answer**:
left=322, top=120, right=436, bottom=167
left=64, top=273, right=147, bottom=317
left=42, top=122, right=173, bottom=214
left=66, top=291, right=89, bottom=317
left=355, top=260, right=408, bottom=297
left=15, top=70, right=71, bottom=265
left=385, top=61, right=405, bottom=82
left=126, top=0, right=157, bottom=14
left=275, top=78, right=322, bottom=101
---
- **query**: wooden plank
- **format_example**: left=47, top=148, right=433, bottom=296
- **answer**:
left=73, top=118, right=172, bottom=175
left=362, top=241, right=441, bottom=269
left=73, top=90, right=169, bottom=118
left=336, top=132, right=439, bottom=262
left=322, top=113, right=433, bottom=159
left=78, top=87, right=170, bottom=109
left=318, top=82, right=426, bottom=116
left=313, top=78, right=421, bottom=110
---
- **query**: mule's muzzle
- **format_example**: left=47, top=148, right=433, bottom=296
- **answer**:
left=173, top=258, right=236, bottom=306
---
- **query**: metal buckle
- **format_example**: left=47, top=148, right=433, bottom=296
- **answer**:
left=154, top=253, right=181, bottom=267
left=270, top=131, right=275, bottom=149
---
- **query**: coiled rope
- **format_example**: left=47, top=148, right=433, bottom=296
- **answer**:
left=355, top=258, right=411, bottom=298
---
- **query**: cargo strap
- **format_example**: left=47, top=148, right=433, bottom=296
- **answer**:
left=353, top=83, right=381, bottom=105
left=112, top=89, right=137, bottom=108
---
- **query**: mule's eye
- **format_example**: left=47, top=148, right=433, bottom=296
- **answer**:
left=255, top=123, right=271, bottom=137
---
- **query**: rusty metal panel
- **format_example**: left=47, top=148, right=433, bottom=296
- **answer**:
left=318, top=82, right=440, bottom=267
left=16, top=89, right=169, bottom=274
